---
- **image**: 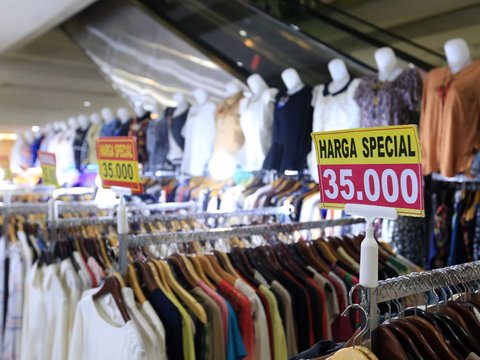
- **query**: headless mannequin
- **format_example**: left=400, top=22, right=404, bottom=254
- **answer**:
left=90, top=113, right=102, bottom=124
left=375, top=47, right=403, bottom=82
left=77, top=115, right=89, bottom=131
left=193, top=89, right=208, bottom=106
left=101, top=107, right=115, bottom=123
left=327, top=59, right=351, bottom=93
left=444, top=38, right=472, bottom=74
left=173, top=93, right=189, bottom=117
left=117, top=107, right=131, bottom=124
left=67, top=116, right=78, bottom=130
left=281, top=68, right=305, bottom=95
left=225, top=81, right=242, bottom=96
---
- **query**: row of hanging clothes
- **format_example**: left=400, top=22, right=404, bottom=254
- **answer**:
left=12, top=217, right=418, bottom=360
left=0, top=205, right=290, bottom=360
left=142, top=174, right=347, bottom=227
left=292, top=261, right=480, bottom=360
left=422, top=176, right=480, bottom=270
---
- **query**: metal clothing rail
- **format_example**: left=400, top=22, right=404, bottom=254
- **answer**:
left=363, top=260, right=480, bottom=340
left=52, top=205, right=293, bottom=229
left=118, top=217, right=366, bottom=274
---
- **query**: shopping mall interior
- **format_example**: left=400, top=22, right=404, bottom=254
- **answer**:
left=1, top=1, right=480, bottom=359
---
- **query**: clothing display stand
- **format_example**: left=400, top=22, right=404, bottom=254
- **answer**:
left=118, top=217, right=366, bottom=275
left=344, top=204, right=397, bottom=342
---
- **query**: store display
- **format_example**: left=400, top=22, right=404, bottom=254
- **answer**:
left=307, top=58, right=361, bottom=182
left=239, top=74, right=278, bottom=171
left=72, top=115, right=90, bottom=171
left=213, top=83, right=245, bottom=161
left=166, top=93, right=189, bottom=166
left=146, top=108, right=169, bottom=173
left=354, top=47, right=422, bottom=128
left=263, top=68, right=313, bottom=173
left=420, top=38, right=480, bottom=177
left=181, top=89, right=216, bottom=176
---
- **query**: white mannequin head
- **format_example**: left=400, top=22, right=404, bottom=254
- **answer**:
left=328, top=59, right=350, bottom=83
left=246, top=74, right=268, bottom=96
left=134, top=104, right=145, bottom=118
left=173, top=93, right=187, bottom=107
left=78, top=114, right=89, bottom=130
left=281, top=68, right=304, bottom=94
left=444, top=38, right=472, bottom=74
left=225, top=81, right=242, bottom=96
left=90, top=112, right=102, bottom=124
left=24, top=130, right=33, bottom=144
left=101, top=107, right=115, bottom=123
left=67, top=116, right=78, bottom=129
left=375, top=47, right=400, bottom=81
left=193, top=89, right=208, bottom=106
left=59, top=121, right=68, bottom=131
left=117, top=107, right=131, bottom=124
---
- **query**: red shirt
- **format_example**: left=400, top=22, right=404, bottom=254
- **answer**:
left=217, top=280, right=255, bottom=359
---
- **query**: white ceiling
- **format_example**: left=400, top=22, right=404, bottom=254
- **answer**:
left=0, top=29, right=127, bottom=133
left=0, top=0, right=127, bottom=133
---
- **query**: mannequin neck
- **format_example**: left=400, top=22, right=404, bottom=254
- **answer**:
left=286, top=82, right=304, bottom=95
left=449, top=57, right=472, bottom=74
left=173, top=102, right=189, bottom=117
left=327, top=75, right=350, bottom=94
left=378, top=67, right=402, bottom=82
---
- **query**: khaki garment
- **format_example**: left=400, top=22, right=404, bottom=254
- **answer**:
left=420, top=60, right=480, bottom=177
left=259, top=285, right=288, bottom=360
left=190, top=287, right=225, bottom=360
left=84, top=122, right=102, bottom=165
left=271, top=280, right=298, bottom=357
left=214, top=92, right=245, bottom=156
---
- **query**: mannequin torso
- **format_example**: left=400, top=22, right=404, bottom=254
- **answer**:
left=117, top=108, right=131, bottom=124
left=173, top=93, right=189, bottom=117
left=78, top=115, right=90, bottom=131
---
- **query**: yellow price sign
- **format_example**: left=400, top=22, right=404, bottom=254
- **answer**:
left=311, top=125, right=424, bottom=217
left=96, top=137, right=143, bottom=194
left=37, top=151, right=59, bottom=187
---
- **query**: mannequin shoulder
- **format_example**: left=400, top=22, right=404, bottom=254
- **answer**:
left=261, top=88, right=278, bottom=103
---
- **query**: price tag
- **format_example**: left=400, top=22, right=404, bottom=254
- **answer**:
left=96, top=137, right=143, bottom=194
left=37, top=151, right=59, bottom=187
left=311, top=125, right=424, bottom=217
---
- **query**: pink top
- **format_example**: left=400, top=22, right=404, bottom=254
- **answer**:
left=198, top=280, right=229, bottom=350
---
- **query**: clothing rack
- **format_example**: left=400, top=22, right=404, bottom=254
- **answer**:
left=431, top=172, right=480, bottom=190
left=365, top=260, right=480, bottom=345
left=118, top=217, right=366, bottom=275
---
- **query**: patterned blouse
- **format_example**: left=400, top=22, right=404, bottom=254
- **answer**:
left=354, top=68, right=422, bottom=127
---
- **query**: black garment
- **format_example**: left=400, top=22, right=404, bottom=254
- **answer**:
left=114, top=119, right=132, bottom=136
left=289, top=340, right=345, bottom=360
left=274, top=269, right=312, bottom=352
left=73, top=127, right=89, bottom=171
left=169, top=107, right=189, bottom=150
left=146, top=108, right=171, bottom=172
left=263, top=85, right=313, bottom=172
left=144, top=287, right=184, bottom=360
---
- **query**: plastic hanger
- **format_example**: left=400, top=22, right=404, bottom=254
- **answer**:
left=404, top=316, right=458, bottom=360
left=384, top=323, right=424, bottom=360
left=158, top=260, right=207, bottom=324
left=92, top=276, right=131, bottom=322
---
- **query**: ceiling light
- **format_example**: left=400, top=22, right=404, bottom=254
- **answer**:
left=236, top=61, right=244, bottom=67
left=31, top=126, right=40, bottom=133
left=0, top=133, right=17, bottom=141
left=83, top=101, right=92, bottom=107
left=239, top=29, right=247, bottom=37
